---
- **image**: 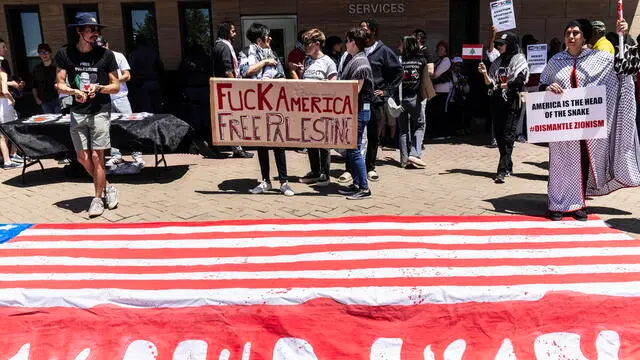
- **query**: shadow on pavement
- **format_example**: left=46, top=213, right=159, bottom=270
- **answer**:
left=195, top=178, right=346, bottom=197
left=484, top=193, right=548, bottom=217
left=485, top=193, right=633, bottom=218
left=589, top=207, right=632, bottom=216
left=605, top=218, right=640, bottom=237
left=523, top=161, right=549, bottom=170
left=444, top=168, right=548, bottom=182
left=53, top=196, right=94, bottom=214
left=3, top=165, right=190, bottom=187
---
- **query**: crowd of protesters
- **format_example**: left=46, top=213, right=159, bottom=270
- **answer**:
left=1, top=13, right=640, bottom=219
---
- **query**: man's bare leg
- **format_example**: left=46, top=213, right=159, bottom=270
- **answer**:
left=91, top=150, right=107, bottom=198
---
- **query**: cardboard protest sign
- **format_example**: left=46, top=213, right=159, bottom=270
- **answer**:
left=527, top=44, right=548, bottom=74
left=526, top=86, right=607, bottom=143
left=210, top=78, right=358, bottom=149
left=490, top=0, right=517, bottom=32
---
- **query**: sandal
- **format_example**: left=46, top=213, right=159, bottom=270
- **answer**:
left=367, top=170, right=380, bottom=182
left=338, top=171, right=352, bottom=183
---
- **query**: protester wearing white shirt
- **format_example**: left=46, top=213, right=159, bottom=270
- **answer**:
left=96, top=37, right=144, bottom=166
left=429, top=41, right=453, bottom=139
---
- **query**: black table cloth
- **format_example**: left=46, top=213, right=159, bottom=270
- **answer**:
left=0, top=113, right=194, bottom=159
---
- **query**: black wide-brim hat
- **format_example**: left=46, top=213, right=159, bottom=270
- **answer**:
left=68, top=12, right=106, bottom=28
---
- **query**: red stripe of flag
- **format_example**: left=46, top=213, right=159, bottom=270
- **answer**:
left=3, top=255, right=640, bottom=274
left=1, top=272, right=639, bottom=290
left=1, top=239, right=637, bottom=260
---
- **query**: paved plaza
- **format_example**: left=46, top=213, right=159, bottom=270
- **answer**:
left=1, top=136, right=639, bottom=236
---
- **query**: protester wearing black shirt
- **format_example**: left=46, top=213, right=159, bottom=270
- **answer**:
left=398, top=36, right=428, bottom=169
left=211, top=21, right=253, bottom=158
left=32, top=43, right=59, bottom=114
left=55, top=13, right=120, bottom=217
left=412, top=29, right=435, bottom=143
left=360, top=19, right=403, bottom=182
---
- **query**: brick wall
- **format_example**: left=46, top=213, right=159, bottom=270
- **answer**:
left=3, top=0, right=639, bottom=74
left=478, top=0, right=640, bottom=47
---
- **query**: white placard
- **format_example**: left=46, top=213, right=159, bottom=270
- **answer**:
left=527, top=44, right=548, bottom=74
left=526, top=86, right=608, bottom=143
left=490, top=0, right=517, bottom=32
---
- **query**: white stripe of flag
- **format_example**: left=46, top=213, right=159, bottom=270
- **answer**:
left=462, top=44, right=483, bottom=60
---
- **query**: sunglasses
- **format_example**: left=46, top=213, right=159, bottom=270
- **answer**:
left=565, top=30, right=582, bottom=38
left=83, top=26, right=101, bottom=33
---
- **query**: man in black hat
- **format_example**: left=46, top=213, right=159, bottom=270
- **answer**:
left=55, top=12, right=121, bottom=217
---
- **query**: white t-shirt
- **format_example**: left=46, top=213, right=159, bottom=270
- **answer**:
left=303, top=55, right=337, bottom=80
left=433, top=57, right=452, bottom=94
left=112, top=51, right=130, bottom=100
left=364, top=41, right=379, bottom=57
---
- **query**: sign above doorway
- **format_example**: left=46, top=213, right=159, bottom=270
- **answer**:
left=347, top=1, right=406, bottom=15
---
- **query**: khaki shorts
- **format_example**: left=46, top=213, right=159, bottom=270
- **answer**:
left=70, top=110, right=111, bottom=151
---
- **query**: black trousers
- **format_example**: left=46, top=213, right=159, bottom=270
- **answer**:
left=366, top=103, right=385, bottom=172
left=307, top=148, right=330, bottom=176
left=427, top=92, right=453, bottom=138
left=257, top=148, right=288, bottom=183
left=580, top=140, right=590, bottom=197
left=492, top=102, right=519, bottom=175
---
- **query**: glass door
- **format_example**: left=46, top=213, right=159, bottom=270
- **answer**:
left=240, top=16, right=297, bottom=68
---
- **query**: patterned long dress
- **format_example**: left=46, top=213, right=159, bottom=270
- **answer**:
left=540, top=49, right=640, bottom=212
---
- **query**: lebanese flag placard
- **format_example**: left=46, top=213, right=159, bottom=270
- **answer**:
left=462, top=44, right=483, bottom=60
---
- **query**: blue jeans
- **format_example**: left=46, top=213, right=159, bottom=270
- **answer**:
left=398, top=96, right=426, bottom=164
left=346, top=109, right=371, bottom=190
left=41, top=99, right=60, bottom=114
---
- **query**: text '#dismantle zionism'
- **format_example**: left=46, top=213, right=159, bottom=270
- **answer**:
left=525, top=86, right=608, bottom=143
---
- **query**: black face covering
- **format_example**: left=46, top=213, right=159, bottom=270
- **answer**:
left=498, top=32, right=520, bottom=64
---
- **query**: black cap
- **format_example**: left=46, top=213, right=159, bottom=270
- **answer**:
left=494, top=32, right=518, bottom=46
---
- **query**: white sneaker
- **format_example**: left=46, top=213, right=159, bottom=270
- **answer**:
left=132, top=152, right=145, bottom=166
left=280, top=182, right=295, bottom=196
left=408, top=156, right=426, bottom=168
left=10, top=154, right=24, bottom=163
left=104, top=185, right=119, bottom=210
left=105, top=156, right=123, bottom=168
left=88, top=197, right=104, bottom=217
left=250, top=181, right=272, bottom=194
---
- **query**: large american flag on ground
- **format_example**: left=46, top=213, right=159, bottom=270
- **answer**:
left=0, top=215, right=639, bottom=359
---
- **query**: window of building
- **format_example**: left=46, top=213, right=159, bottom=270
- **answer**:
left=178, top=2, right=213, bottom=57
left=122, top=2, right=158, bottom=55
left=4, top=5, right=44, bottom=83
left=64, top=4, right=100, bottom=46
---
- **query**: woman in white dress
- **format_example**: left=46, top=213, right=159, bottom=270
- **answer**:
left=540, top=20, right=640, bottom=221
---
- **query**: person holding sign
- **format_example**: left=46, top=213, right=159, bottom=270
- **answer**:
left=238, top=23, right=294, bottom=197
left=540, top=20, right=640, bottom=221
left=478, top=32, right=529, bottom=184
left=299, top=29, right=338, bottom=186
